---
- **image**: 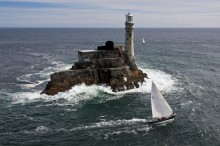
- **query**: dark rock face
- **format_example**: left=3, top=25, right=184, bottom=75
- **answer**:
left=42, top=44, right=147, bottom=95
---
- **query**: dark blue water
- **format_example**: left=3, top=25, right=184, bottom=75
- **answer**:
left=0, top=28, right=220, bottom=145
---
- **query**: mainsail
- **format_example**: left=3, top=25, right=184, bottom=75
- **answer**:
left=151, top=81, right=173, bottom=118
left=142, top=38, right=145, bottom=44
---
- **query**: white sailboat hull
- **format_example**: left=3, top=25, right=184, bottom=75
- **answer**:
left=148, top=113, right=176, bottom=125
left=151, top=118, right=174, bottom=125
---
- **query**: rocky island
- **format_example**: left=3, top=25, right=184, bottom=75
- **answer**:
left=42, top=13, right=148, bottom=95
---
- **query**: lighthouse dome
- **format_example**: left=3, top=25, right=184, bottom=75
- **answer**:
left=126, top=12, right=133, bottom=23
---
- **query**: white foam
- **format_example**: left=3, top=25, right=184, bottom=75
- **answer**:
left=19, top=119, right=149, bottom=135
left=12, top=92, right=45, bottom=104
left=22, top=125, right=50, bottom=134
left=104, top=126, right=151, bottom=139
left=22, top=80, right=46, bottom=88
left=141, top=68, right=177, bottom=92
left=107, top=68, right=177, bottom=95
left=17, top=62, right=72, bottom=89
left=29, top=53, right=59, bottom=66
left=20, top=119, right=150, bottom=136
left=17, top=73, right=47, bottom=88
left=17, top=53, right=73, bottom=89
left=12, top=68, right=177, bottom=105
left=35, top=126, right=49, bottom=133
left=21, top=119, right=150, bottom=135
left=70, top=118, right=148, bottom=131
left=181, top=100, right=193, bottom=108
left=12, top=83, right=111, bottom=105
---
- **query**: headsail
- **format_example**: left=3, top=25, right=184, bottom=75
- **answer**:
left=151, top=81, right=173, bottom=118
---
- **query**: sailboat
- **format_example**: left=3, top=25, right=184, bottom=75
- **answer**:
left=142, top=38, right=145, bottom=44
left=148, top=81, right=176, bottom=125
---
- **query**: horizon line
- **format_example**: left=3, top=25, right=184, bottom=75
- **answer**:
left=1, top=27, right=220, bottom=29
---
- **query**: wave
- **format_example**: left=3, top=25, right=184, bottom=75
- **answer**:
left=22, top=125, right=50, bottom=135
left=69, top=118, right=148, bottom=131
left=12, top=83, right=111, bottom=105
left=104, top=68, right=177, bottom=95
left=35, top=126, right=49, bottom=133
left=16, top=61, right=72, bottom=89
left=141, top=68, right=177, bottom=92
left=181, top=100, right=193, bottom=108
left=12, top=67, right=178, bottom=105
left=18, top=118, right=149, bottom=135
left=29, top=52, right=63, bottom=66
left=16, top=52, right=72, bottom=89
left=103, top=126, right=151, bottom=139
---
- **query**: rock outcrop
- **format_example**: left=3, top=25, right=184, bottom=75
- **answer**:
left=41, top=41, right=147, bottom=95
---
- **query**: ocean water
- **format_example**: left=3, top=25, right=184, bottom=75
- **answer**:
left=0, top=28, right=220, bottom=145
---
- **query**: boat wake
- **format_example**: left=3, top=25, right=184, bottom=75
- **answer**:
left=17, top=118, right=150, bottom=136
left=70, top=118, right=148, bottom=131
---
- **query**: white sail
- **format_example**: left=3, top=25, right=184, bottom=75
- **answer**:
left=142, top=38, right=145, bottom=44
left=151, top=81, right=173, bottom=118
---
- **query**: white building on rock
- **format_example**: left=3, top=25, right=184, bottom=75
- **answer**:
left=125, top=12, right=137, bottom=70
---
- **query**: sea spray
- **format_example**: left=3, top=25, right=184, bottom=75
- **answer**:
left=12, top=68, right=178, bottom=106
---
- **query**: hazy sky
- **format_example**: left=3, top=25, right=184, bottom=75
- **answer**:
left=1, top=0, right=220, bottom=28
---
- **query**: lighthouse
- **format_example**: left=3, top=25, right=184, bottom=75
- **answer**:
left=125, top=12, right=137, bottom=70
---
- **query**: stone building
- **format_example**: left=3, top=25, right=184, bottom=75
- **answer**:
left=42, top=13, right=147, bottom=95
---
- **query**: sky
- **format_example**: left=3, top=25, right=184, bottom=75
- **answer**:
left=1, top=0, right=220, bottom=28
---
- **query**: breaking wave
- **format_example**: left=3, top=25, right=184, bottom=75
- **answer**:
left=111, top=68, right=177, bottom=94
left=12, top=84, right=109, bottom=105
left=12, top=66, right=178, bottom=106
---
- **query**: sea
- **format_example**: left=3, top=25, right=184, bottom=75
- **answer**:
left=0, top=28, right=220, bottom=146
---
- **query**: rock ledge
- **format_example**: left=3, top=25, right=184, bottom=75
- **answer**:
left=42, top=42, right=147, bottom=95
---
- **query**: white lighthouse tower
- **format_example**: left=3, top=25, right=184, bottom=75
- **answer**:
left=125, top=12, right=136, bottom=70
